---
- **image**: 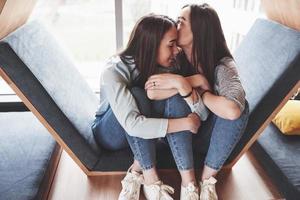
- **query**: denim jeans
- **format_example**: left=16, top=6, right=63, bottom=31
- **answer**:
left=193, top=101, right=249, bottom=170
left=92, top=87, right=194, bottom=171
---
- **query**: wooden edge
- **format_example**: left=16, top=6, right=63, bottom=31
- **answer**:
left=87, top=169, right=186, bottom=176
left=88, top=171, right=126, bottom=176
left=0, top=68, right=91, bottom=175
left=0, top=0, right=38, bottom=39
left=261, top=0, right=300, bottom=31
left=223, top=80, right=300, bottom=169
left=0, top=0, right=6, bottom=14
left=38, top=144, right=62, bottom=200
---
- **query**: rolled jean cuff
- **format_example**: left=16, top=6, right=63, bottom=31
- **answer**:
left=134, top=155, right=156, bottom=171
left=203, top=161, right=221, bottom=171
left=141, top=164, right=155, bottom=171
left=178, top=165, right=194, bottom=171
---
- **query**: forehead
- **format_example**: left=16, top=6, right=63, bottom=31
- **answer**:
left=179, top=6, right=190, bottom=19
left=162, top=26, right=177, bottom=42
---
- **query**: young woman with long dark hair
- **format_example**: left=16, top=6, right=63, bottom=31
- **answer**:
left=92, top=14, right=207, bottom=200
left=145, top=4, right=249, bottom=200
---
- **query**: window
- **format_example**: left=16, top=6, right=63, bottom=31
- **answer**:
left=29, top=0, right=116, bottom=92
left=122, top=0, right=201, bottom=46
left=0, top=0, right=263, bottom=102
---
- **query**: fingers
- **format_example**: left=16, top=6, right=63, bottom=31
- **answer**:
left=188, top=113, right=201, bottom=134
left=145, top=80, right=159, bottom=90
left=147, top=74, right=162, bottom=81
left=145, top=73, right=177, bottom=90
left=145, top=81, right=152, bottom=90
left=188, top=113, right=199, bottom=119
left=190, top=129, right=197, bottom=134
left=148, top=73, right=174, bottom=81
left=190, top=127, right=199, bottom=134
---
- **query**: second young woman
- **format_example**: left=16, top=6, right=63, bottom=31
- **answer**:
left=145, top=4, right=250, bottom=200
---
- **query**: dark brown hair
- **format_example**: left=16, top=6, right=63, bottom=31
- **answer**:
left=119, top=14, right=176, bottom=87
left=183, top=3, right=233, bottom=86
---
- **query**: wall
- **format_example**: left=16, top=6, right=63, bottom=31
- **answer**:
left=262, top=0, right=300, bottom=31
left=0, top=0, right=37, bottom=39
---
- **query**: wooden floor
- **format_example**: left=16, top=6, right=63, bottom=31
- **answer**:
left=47, top=151, right=283, bottom=200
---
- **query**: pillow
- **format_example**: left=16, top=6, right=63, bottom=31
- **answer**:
left=293, top=88, right=300, bottom=100
left=272, top=100, right=300, bottom=135
left=2, top=21, right=101, bottom=153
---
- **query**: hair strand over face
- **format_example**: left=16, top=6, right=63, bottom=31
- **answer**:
left=119, top=14, right=176, bottom=87
left=184, top=3, right=233, bottom=86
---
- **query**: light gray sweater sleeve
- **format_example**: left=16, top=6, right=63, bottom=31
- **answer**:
left=186, top=91, right=209, bottom=121
left=100, top=64, right=168, bottom=139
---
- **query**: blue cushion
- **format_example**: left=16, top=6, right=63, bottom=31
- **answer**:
left=234, top=18, right=300, bottom=112
left=0, top=112, right=57, bottom=200
left=2, top=20, right=100, bottom=153
left=0, top=43, right=100, bottom=170
left=227, top=18, right=300, bottom=163
left=252, top=123, right=300, bottom=199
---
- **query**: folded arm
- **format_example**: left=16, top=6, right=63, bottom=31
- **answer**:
left=202, top=62, right=246, bottom=120
left=145, top=73, right=209, bottom=120
left=102, top=68, right=200, bottom=138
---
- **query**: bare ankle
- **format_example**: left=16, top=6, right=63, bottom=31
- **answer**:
left=143, top=168, right=160, bottom=185
left=201, top=165, right=218, bottom=181
left=131, top=160, right=142, bottom=173
left=180, top=169, right=196, bottom=187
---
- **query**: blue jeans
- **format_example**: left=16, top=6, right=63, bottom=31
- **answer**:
left=193, top=101, right=249, bottom=170
left=92, top=87, right=194, bottom=171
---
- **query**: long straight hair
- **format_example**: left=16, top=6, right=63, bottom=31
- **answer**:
left=119, top=14, right=176, bottom=87
left=183, top=3, right=233, bottom=86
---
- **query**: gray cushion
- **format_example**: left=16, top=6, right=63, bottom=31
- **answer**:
left=251, top=123, right=300, bottom=199
left=2, top=21, right=100, bottom=153
left=0, top=43, right=99, bottom=170
left=227, top=18, right=300, bottom=163
left=0, top=112, right=57, bottom=200
left=234, top=18, right=300, bottom=111
left=1, top=18, right=298, bottom=173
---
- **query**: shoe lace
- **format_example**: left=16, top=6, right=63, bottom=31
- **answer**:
left=121, top=173, right=143, bottom=199
left=150, top=181, right=175, bottom=200
left=160, top=183, right=175, bottom=200
left=185, top=184, right=199, bottom=200
left=201, top=178, right=217, bottom=199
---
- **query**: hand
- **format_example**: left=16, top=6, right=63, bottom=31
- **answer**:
left=198, top=74, right=211, bottom=91
left=145, top=73, right=185, bottom=90
left=187, top=113, right=201, bottom=134
left=189, top=74, right=211, bottom=91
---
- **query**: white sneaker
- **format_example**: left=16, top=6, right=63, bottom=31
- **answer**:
left=118, top=168, right=144, bottom=200
left=180, top=182, right=199, bottom=200
left=143, top=180, right=174, bottom=200
left=199, top=177, right=218, bottom=200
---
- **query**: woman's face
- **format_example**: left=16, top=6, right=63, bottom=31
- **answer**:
left=157, top=26, right=179, bottom=67
left=177, top=6, right=193, bottom=48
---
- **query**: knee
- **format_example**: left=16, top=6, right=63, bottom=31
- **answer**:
left=165, top=94, right=191, bottom=118
left=102, top=139, right=127, bottom=151
left=94, top=129, right=127, bottom=151
left=92, top=119, right=128, bottom=151
left=130, top=87, right=151, bottom=116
